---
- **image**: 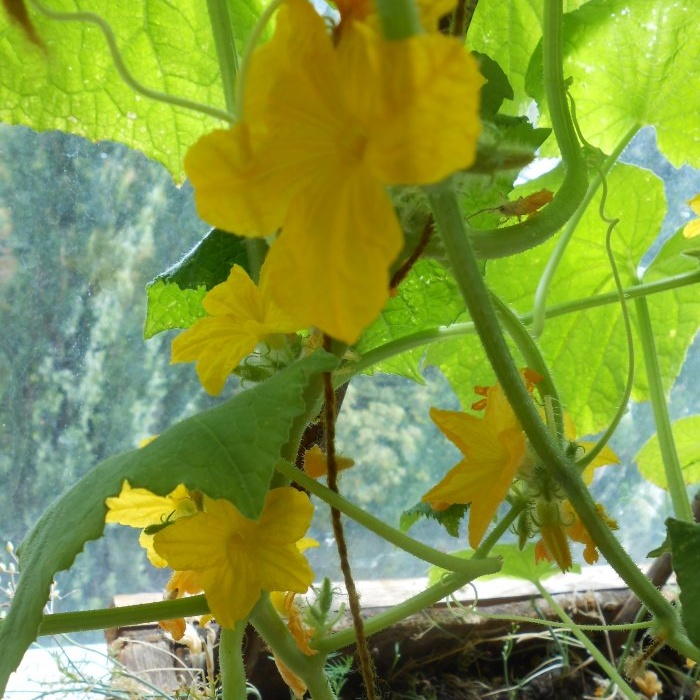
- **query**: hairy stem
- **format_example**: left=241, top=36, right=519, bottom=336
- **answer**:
left=220, top=624, right=248, bottom=700
left=250, top=595, right=337, bottom=700
left=427, top=180, right=695, bottom=659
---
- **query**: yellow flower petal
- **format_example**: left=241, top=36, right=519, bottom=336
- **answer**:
left=683, top=195, right=700, bottom=238
left=105, top=481, right=196, bottom=528
left=184, top=125, right=285, bottom=237
left=303, top=444, right=355, bottom=479
left=357, top=29, right=483, bottom=183
left=683, top=217, right=700, bottom=239
left=264, top=166, right=403, bottom=343
left=578, top=441, right=620, bottom=484
left=422, top=385, right=526, bottom=548
left=688, top=194, right=700, bottom=216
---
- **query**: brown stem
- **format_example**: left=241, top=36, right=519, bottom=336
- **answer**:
left=389, top=215, right=434, bottom=294
left=322, top=336, right=378, bottom=700
left=450, top=0, right=479, bottom=38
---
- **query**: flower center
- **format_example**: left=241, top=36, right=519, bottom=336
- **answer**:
left=228, top=531, right=245, bottom=551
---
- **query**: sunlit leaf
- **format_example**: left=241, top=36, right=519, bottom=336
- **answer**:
left=526, top=0, right=700, bottom=166
left=469, top=0, right=585, bottom=115
left=145, top=280, right=207, bottom=338
left=0, top=0, right=266, bottom=178
left=636, top=416, right=700, bottom=489
left=2, top=0, right=43, bottom=46
left=0, top=351, right=337, bottom=695
left=427, top=163, right=692, bottom=436
left=667, top=518, right=700, bottom=648
left=427, top=543, right=566, bottom=587
left=355, top=260, right=464, bottom=381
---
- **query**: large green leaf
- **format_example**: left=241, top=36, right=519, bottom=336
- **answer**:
left=667, top=518, right=700, bottom=648
left=354, top=259, right=464, bottom=381
left=526, top=0, right=700, bottom=167
left=469, top=0, right=585, bottom=115
left=427, top=163, right=689, bottom=435
left=636, top=418, right=700, bottom=490
left=0, top=0, right=264, bottom=178
left=0, top=350, right=336, bottom=696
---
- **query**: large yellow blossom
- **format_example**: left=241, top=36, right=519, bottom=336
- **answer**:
left=105, top=481, right=199, bottom=568
left=422, top=383, right=527, bottom=548
left=152, top=487, right=315, bottom=628
left=184, top=0, right=482, bottom=343
left=171, top=260, right=302, bottom=395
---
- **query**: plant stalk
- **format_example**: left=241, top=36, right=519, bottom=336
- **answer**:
left=633, top=288, right=693, bottom=521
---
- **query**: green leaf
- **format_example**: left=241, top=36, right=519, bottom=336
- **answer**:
left=636, top=416, right=700, bottom=489
left=495, top=543, right=566, bottom=582
left=667, top=518, right=700, bottom=648
left=400, top=501, right=468, bottom=539
left=157, top=228, right=250, bottom=291
left=469, top=0, right=586, bottom=115
left=526, top=0, right=700, bottom=167
left=426, top=543, right=567, bottom=587
left=0, top=0, right=266, bottom=178
left=427, top=163, right=684, bottom=435
left=0, top=350, right=337, bottom=696
left=1, top=0, right=42, bottom=46
left=144, top=280, right=207, bottom=338
left=144, top=228, right=250, bottom=338
left=355, top=259, right=464, bottom=381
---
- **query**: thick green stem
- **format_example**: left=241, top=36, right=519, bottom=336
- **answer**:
left=276, top=459, right=500, bottom=578
left=35, top=595, right=209, bottom=637
left=250, top=595, right=337, bottom=700
left=490, top=292, right=564, bottom=441
left=534, top=582, right=638, bottom=700
left=531, top=126, right=639, bottom=337
left=633, top=288, right=693, bottom=522
left=220, top=623, right=248, bottom=700
left=205, top=0, right=239, bottom=115
left=427, top=180, right=694, bottom=659
left=314, top=502, right=521, bottom=655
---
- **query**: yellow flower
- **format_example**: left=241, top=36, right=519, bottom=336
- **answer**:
left=185, top=0, right=482, bottom=343
left=105, top=481, right=199, bottom=568
left=535, top=500, right=618, bottom=571
left=153, top=487, right=315, bottom=628
left=562, top=413, right=619, bottom=484
left=302, top=444, right=355, bottom=479
left=171, top=260, right=302, bottom=396
left=683, top=194, right=700, bottom=239
left=422, top=383, right=527, bottom=548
